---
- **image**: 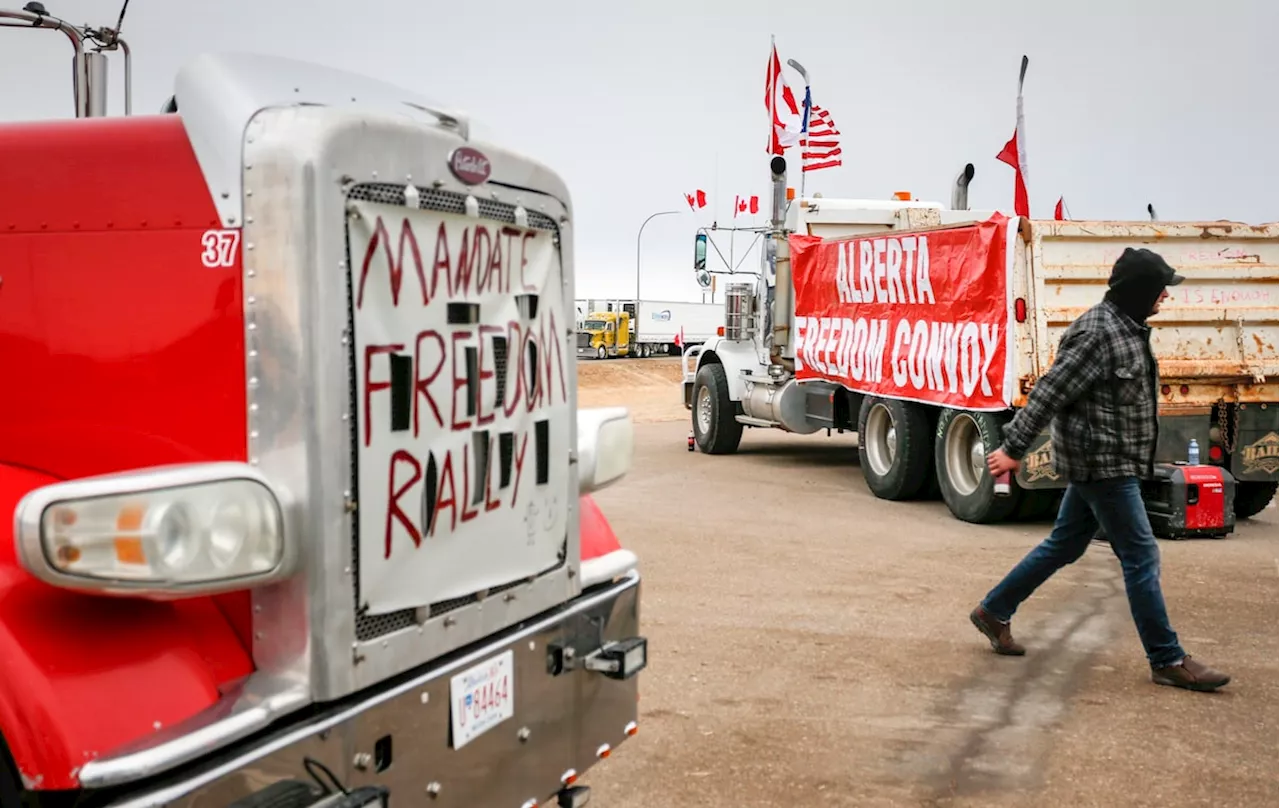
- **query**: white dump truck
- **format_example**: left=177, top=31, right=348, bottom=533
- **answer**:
left=683, top=157, right=1278, bottom=524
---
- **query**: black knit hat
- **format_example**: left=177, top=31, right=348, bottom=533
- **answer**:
left=1108, top=247, right=1186, bottom=290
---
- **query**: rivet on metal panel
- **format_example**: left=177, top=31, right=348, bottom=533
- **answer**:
left=254, top=603, right=262, bottom=613
left=249, top=377, right=259, bottom=388
left=344, top=497, right=357, bottom=513
left=246, top=295, right=256, bottom=306
left=353, top=752, right=372, bottom=771
left=517, top=726, right=531, bottom=742
left=153, top=721, right=162, bottom=731
left=342, top=413, right=350, bottom=422
left=529, top=641, right=537, bottom=651
left=433, top=179, right=444, bottom=189
left=444, top=615, right=457, bottom=628
left=250, top=430, right=259, bottom=440
left=420, top=692, right=430, bottom=704
left=246, top=269, right=256, bottom=278
left=247, top=322, right=257, bottom=331
left=425, top=782, right=441, bottom=797
left=245, top=242, right=255, bottom=251
left=221, top=191, right=230, bottom=199
left=504, top=591, right=517, bottom=603
left=248, top=350, right=259, bottom=359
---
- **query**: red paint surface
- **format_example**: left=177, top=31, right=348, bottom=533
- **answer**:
left=579, top=495, right=622, bottom=561
left=1182, top=466, right=1227, bottom=529
left=0, top=115, right=253, bottom=789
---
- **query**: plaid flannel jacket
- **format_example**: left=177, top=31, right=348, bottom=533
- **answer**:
left=1001, top=300, right=1159, bottom=482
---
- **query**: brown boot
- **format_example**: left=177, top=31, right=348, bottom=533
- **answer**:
left=970, top=605, right=1026, bottom=656
left=1151, top=655, right=1231, bottom=692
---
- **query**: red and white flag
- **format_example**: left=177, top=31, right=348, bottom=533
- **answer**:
left=734, top=195, right=760, bottom=217
left=764, top=40, right=802, bottom=155
left=1053, top=196, right=1067, bottom=220
left=995, top=55, right=1030, bottom=218
left=685, top=189, right=707, bottom=211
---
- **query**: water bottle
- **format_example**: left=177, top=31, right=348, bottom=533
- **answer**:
left=1188, top=438, right=1200, bottom=466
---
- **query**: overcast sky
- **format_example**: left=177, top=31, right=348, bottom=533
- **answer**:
left=4, top=0, right=1277, bottom=302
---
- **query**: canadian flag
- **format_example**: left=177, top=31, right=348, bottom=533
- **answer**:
left=685, top=189, right=707, bottom=211
left=764, top=41, right=802, bottom=155
left=734, top=195, right=760, bottom=217
left=995, top=55, right=1030, bottom=218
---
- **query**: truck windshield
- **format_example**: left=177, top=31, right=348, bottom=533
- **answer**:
left=583, top=319, right=608, bottom=330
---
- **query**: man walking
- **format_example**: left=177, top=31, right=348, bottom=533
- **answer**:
left=971, top=247, right=1230, bottom=692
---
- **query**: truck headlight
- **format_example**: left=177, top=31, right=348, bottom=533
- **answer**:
left=14, top=463, right=294, bottom=598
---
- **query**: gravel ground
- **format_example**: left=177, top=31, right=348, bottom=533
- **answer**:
left=576, top=359, right=1279, bottom=808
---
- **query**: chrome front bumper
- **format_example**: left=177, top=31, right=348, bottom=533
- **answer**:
left=102, top=571, right=644, bottom=808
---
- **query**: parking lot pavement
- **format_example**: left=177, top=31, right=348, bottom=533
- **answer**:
left=582, top=418, right=1279, bottom=808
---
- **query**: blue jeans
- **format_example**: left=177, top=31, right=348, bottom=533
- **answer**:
left=980, top=477, right=1186, bottom=669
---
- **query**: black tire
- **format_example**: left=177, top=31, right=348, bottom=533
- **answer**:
left=857, top=396, right=933, bottom=501
left=1234, top=481, right=1278, bottom=520
left=691, top=362, right=743, bottom=455
left=935, top=409, right=1022, bottom=524
left=1, top=739, right=21, bottom=808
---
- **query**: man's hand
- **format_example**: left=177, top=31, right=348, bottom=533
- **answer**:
left=986, top=448, right=1020, bottom=476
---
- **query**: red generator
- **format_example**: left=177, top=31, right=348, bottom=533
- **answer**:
left=1142, top=464, right=1238, bottom=539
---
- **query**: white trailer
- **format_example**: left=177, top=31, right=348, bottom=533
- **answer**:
left=634, top=300, right=723, bottom=352
left=682, top=156, right=1279, bottom=525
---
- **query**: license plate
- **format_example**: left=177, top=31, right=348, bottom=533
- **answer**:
left=449, top=650, right=515, bottom=749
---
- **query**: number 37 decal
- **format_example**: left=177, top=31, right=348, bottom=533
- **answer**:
left=200, top=229, right=241, bottom=268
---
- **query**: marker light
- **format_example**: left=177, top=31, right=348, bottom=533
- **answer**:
left=14, top=463, right=292, bottom=598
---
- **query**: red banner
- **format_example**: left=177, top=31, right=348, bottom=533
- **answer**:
left=790, top=214, right=1014, bottom=411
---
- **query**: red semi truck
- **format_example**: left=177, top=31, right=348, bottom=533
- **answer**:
left=0, top=6, right=645, bottom=806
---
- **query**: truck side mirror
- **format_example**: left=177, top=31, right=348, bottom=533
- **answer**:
left=696, top=269, right=712, bottom=289
left=694, top=232, right=707, bottom=271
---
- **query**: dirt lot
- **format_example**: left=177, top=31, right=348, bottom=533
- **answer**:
left=577, top=357, right=1279, bottom=808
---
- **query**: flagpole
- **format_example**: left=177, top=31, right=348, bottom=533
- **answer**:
left=787, top=57, right=811, bottom=200
left=767, top=34, right=776, bottom=156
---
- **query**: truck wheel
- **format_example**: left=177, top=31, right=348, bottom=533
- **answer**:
left=935, top=409, right=1021, bottom=524
left=1234, top=481, right=1278, bottom=520
left=597, top=346, right=606, bottom=360
left=857, top=397, right=932, bottom=500
left=692, top=362, right=743, bottom=454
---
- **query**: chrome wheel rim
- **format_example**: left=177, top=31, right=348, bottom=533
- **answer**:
left=696, top=386, right=713, bottom=434
left=864, top=403, right=897, bottom=477
left=944, top=414, right=986, bottom=497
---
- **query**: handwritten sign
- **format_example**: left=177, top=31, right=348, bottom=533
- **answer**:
left=350, top=201, right=569, bottom=615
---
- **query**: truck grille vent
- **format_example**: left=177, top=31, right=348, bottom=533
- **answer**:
left=344, top=181, right=564, bottom=642
left=577, top=332, right=591, bottom=348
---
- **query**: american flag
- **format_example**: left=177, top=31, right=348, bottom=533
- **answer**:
left=800, top=86, right=841, bottom=172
